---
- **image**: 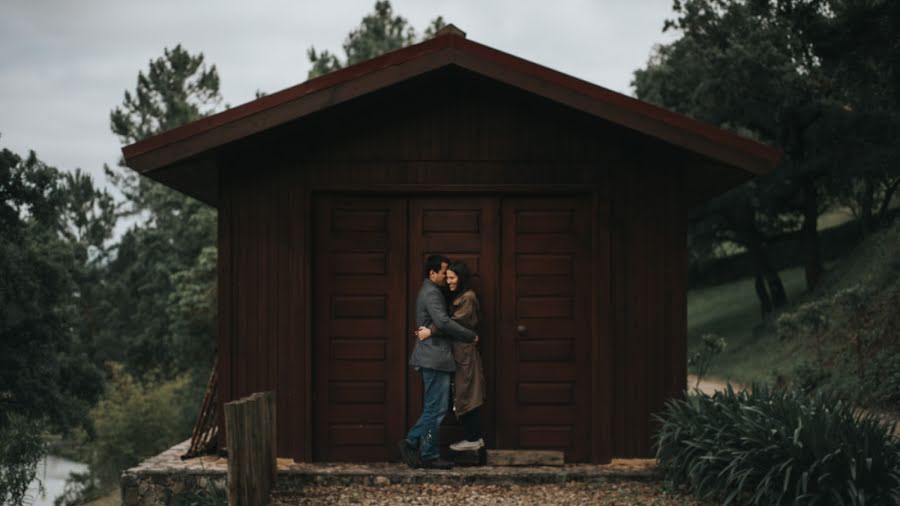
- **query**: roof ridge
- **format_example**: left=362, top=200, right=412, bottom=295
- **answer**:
left=123, top=32, right=781, bottom=176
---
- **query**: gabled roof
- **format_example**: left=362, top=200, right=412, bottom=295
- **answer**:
left=122, top=25, right=780, bottom=188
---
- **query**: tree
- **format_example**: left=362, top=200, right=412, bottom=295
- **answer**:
left=59, top=169, right=119, bottom=367
left=104, top=45, right=222, bottom=377
left=633, top=1, right=807, bottom=308
left=307, top=1, right=447, bottom=78
left=633, top=0, right=867, bottom=294
left=108, top=43, right=220, bottom=231
left=110, top=44, right=221, bottom=147
left=792, top=0, right=900, bottom=235
left=49, top=46, right=225, bottom=503
left=0, top=145, right=105, bottom=505
left=688, top=184, right=793, bottom=315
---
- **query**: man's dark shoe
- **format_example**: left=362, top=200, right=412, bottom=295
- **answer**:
left=420, top=458, right=454, bottom=470
left=397, top=440, right=419, bottom=468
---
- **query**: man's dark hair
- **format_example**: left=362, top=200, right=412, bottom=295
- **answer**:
left=424, top=254, right=451, bottom=279
left=447, top=262, right=471, bottom=293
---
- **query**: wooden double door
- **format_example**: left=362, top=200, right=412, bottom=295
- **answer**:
left=313, top=195, right=592, bottom=462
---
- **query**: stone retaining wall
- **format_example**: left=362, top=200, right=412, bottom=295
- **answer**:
left=120, top=441, right=226, bottom=505
left=122, top=440, right=657, bottom=504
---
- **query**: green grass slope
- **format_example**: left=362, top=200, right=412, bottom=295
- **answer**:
left=687, top=218, right=900, bottom=410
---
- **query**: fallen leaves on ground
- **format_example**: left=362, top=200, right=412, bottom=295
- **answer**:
left=272, top=480, right=706, bottom=505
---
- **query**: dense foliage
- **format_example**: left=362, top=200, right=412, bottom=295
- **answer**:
left=656, top=385, right=900, bottom=505
left=0, top=150, right=106, bottom=433
left=104, top=44, right=221, bottom=377
left=45, top=43, right=225, bottom=503
left=0, top=41, right=223, bottom=503
left=0, top=147, right=106, bottom=504
left=634, top=0, right=900, bottom=314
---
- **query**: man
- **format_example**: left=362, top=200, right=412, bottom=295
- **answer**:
left=397, top=255, right=477, bottom=469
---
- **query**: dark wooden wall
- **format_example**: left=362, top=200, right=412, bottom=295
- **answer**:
left=609, top=164, right=688, bottom=457
left=217, top=67, right=688, bottom=461
left=218, top=163, right=309, bottom=460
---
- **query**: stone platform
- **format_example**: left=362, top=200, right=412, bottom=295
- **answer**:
left=120, top=440, right=657, bottom=505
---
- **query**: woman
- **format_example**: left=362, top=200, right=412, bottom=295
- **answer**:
left=416, top=261, right=486, bottom=451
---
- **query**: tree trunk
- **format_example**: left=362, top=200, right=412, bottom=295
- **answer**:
left=745, top=229, right=786, bottom=315
left=801, top=177, right=823, bottom=291
left=764, top=264, right=788, bottom=309
left=875, top=176, right=900, bottom=227
left=861, top=173, right=874, bottom=236
left=754, top=273, right=773, bottom=317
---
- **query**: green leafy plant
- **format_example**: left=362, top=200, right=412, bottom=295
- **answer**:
left=776, top=300, right=830, bottom=341
left=171, top=478, right=228, bottom=506
left=790, top=361, right=831, bottom=394
left=831, top=285, right=872, bottom=382
left=0, top=414, right=47, bottom=505
left=655, top=385, right=900, bottom=505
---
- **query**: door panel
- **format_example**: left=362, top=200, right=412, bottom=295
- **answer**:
left=313, top=194, right=592, bottom=462
left=407, top=198, right=497, bottom=448
left=498, top=197, right=592, bottom=461
left=313, top=196, right=407, bottom=461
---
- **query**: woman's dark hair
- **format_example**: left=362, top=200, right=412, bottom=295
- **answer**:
left=447, top=262, right=471, bottom=292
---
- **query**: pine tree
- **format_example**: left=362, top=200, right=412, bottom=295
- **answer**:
left=105, top=45, right=222, bottom=376
left=307, top=1, right=446, bottom=78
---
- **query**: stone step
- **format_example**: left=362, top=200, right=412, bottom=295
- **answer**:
left=449, top=448, right=564, bottom=467
left=449, top=447, right=486, bottom=466
left=273, top=462, right=655, bottom=490
left=485, top=450, right=564, bottom=467
left=124, top=440, right=656, bottom=504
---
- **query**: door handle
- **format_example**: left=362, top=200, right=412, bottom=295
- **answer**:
left=516, top=325, right=528, bottom=337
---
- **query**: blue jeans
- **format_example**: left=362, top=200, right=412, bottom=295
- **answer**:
left=405, top=368, right=450, bottom=461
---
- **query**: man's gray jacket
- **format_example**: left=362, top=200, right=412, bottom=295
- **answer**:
left=409, top=279, right=476, bottom=372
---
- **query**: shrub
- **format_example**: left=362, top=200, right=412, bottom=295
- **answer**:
left=57, top=362, right=197, bottom=504
left=791, top=361, right=831, bottom=394
left=688, top=333, right=727, bottom=388
left=88, top=363, right=192, bottom=486
left=859, top=351, right=900, bottom=408
left=776, top=300, right=830, bottom=342
left=171, top=479, right=228, bottom=506
left=655, top=385, right=900, bottom=505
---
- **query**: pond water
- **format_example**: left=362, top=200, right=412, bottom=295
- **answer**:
left=24, top=455, right=88, bottom=506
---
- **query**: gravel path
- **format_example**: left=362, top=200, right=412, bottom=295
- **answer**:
left=272, top=481, right=705, bottom=505
left=687, top=375, right=746, bottom=395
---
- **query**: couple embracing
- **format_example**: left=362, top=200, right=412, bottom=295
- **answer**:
left=397, top=255, right=487, bottom=469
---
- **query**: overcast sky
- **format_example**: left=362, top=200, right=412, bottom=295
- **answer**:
left=1, top=0, right=679, bottom=187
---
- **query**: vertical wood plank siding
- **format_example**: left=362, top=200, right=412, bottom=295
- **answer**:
left=218, top=160, right=307, bottom=459
left=609, top=161, right=687, bottom=457
left=218, top=67, right=689, bottom=461
left=216, top=168, right=231, bottom=454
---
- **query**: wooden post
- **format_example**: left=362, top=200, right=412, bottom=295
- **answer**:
left=224, top=391, right=277, bottom=506
left=267, top=393, right=277, bottom=484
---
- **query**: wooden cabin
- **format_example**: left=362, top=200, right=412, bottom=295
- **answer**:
left=122, top=26, right=780, bottom=463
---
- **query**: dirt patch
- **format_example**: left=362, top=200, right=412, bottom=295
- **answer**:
left=687, top=375, right=747, bottom=396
